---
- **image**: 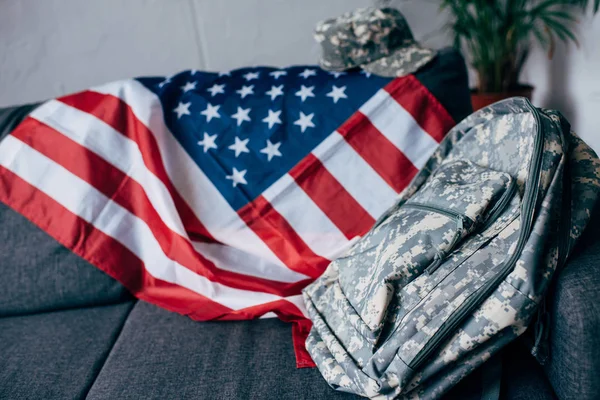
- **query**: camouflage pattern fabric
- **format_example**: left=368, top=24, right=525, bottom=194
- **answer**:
left=314, top=7, right=436, bottom=78
left=302, top=97, right=600, bottom=399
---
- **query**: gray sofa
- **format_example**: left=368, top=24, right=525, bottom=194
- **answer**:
left=1, top=80, right=598, bottom=400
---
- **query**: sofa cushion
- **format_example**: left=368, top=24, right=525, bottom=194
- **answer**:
left=0, top=200, right=132, bottom=317
left=0, top=103, right=40, bottom=141
left=86, top=301, right=357, bottom=400
left=0, top=302, right=134, bottom=400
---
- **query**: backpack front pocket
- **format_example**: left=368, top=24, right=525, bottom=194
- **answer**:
left=337, top=160, right=514, bottom=338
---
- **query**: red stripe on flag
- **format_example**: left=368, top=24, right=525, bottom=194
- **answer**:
left=338, top=112, right=419, bottom=193
left=238, top=195, right=330, bottom=279
left=0, top=165, right=233, bottom=320
left=58, top=91, right=214, bottom=243
left=12, top=118, right=311, bottom=297
left=212, top=299, right=305, bottom=322
left=289, top=154, right=375, bottom=239
left=384, top=75, right=455, bottom=143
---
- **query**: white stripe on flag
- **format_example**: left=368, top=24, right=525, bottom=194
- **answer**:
left=311, top=131, right=398, bottom=219
left=91, top=80, right=294, bottom=271
left=191, top=241, right=308, bottom=283
left=359, top=89, right=438, bottom=169
left=285, top=295, right=308, bottom=317
left=0, top=135, right=305, bottom=311
left=262, top=173, right=350, bottom=260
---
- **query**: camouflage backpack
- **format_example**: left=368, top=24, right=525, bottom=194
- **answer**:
left=302, top=98, right=600, bottom=399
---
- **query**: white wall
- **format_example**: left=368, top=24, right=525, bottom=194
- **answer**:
left=522, top=9, right=600, bottom=147
left=1, top=0, right=599, bottom=149
left=0, top=0, right=370, bottom=105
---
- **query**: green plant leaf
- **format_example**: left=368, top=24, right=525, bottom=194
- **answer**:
left=573, top=0, right=600, bottom=12
left=441, top=0, right=596, bottom=92
left=542, top=16, right=580, bottom=44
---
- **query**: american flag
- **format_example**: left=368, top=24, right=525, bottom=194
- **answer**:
left=0, top=66, right=455, bottom=367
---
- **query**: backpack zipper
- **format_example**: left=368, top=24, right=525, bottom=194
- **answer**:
left=531, top=114, right=572, bottom=364
left=402, top=203, right=469, bottom=224
left=409, top=99, right=546, bottom=370
left=479, top=179, right=517, bottom=233
left=402, top=203, right=467, bottom=275
left=425, top=217, right=464, bottom=275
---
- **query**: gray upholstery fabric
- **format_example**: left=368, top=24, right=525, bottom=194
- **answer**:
left=543, top=206, right=600, bottom=400
left=0, top=302, right=134, bottom=400
left=0, top=201, right=132, bottom=317
left=86, top=301, right=358, bottom=400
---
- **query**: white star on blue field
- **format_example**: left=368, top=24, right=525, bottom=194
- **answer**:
left=139, top=66, right=391, bottom=210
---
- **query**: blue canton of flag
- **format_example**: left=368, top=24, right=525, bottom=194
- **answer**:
left=139, top=67, right=391, bottom=210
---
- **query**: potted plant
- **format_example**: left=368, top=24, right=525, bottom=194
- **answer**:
left=440, top=0, right=599, bottom=110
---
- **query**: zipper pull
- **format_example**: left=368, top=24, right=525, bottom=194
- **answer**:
left=426, top=253, right=444, bottom=275
left=425, top=217, right=464, bottom=275
left=449, top=217, right=464, bottom=248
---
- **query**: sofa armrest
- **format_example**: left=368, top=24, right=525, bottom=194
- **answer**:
left=0, top=103, right=40, bottom=141
left=544, top=210, right=600, bottom=400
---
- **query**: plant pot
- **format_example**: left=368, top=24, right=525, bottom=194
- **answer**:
left=470, top=85, right=534, bottom=111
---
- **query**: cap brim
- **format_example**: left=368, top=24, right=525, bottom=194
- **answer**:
left=318, top=58, right=353, bottom=72
left=361, top=43, right=437, bottom=78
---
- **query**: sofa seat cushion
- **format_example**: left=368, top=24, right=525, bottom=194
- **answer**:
left=86, top=301, right=357, bottom=400
left=0, top=201, right=133, bottom=317
left=0, top=302, right=135, bottom=400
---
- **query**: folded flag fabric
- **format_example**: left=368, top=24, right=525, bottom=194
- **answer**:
left=0, top=65, right=457, bottom=367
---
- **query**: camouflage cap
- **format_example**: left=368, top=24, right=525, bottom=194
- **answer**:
left=314, top=7, right=436, bottom=78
